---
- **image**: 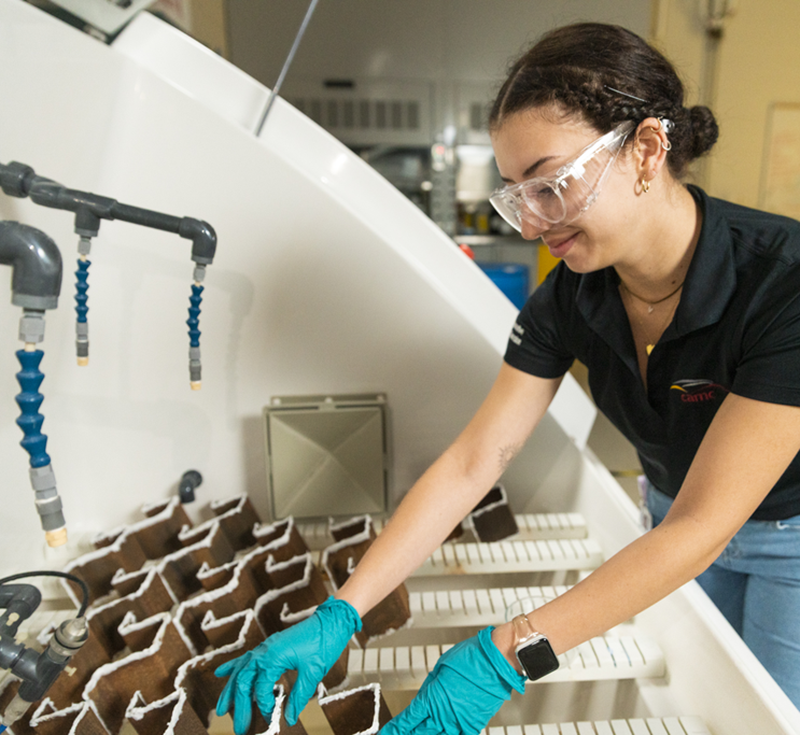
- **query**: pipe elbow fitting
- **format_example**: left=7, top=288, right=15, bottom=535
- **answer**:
left=0, top=584, right=42, bottom=636
left=0, top=222, right=62, bottom=310
left=179, top=217, right=217, bottom=264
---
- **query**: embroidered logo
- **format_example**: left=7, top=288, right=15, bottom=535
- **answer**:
left=670, top=379, right=730, bottom=404
left=509, top=322, right=524, bottom=346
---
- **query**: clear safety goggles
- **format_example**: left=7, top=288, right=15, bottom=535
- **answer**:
left=490, top=120, right=635, bottom=233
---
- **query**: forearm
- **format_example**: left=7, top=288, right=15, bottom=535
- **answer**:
left=492, top=393, right=800, bottom=669
left=337, top=367, right=562, bottom=618
left=491, top=514, right=726, bottom=670
left=336, top=443, right=499, bottom=617
left=334, top=366, right=560, bottom=617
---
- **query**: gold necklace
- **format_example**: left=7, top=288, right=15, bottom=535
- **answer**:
left=619, top=284, right=682, bottom=355
left=619, top=279, right=684, bottom=314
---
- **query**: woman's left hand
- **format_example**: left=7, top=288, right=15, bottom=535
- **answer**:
left=379, top=626, right=526, bottom=735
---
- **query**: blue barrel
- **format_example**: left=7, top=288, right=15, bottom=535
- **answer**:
left=477, top=262, right=530, bottom=310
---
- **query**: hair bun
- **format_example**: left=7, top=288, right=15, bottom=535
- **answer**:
left=686, top=105, right=719, bottom=159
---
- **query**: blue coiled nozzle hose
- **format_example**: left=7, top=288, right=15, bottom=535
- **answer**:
left=0, top=221, right=65, bottom=547
left=15, top=347, right=66, bottom=546
left=74, top=254, right=90, bottom=365
left=187, top=265, right=205, bottom=390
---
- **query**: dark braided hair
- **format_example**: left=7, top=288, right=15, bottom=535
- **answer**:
left=489, top=23, right=719, bottom=178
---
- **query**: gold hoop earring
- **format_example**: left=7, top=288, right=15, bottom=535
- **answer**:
left=641, top=177, right=650, bottom=194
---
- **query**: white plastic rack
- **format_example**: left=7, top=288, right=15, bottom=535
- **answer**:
left=310, top=536, right=602, bottom=580
left=297, top=513, right=588, bottom=550
left=408, top=585, right=571, bottom=627
left=414, top=538, right=603, bottom=577
left=480, top=718, right=711, bottom=735
left=347, top=633, right=665, bottom=689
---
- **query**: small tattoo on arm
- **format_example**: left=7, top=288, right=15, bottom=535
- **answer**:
left=498, top=444, right=521, bottom=474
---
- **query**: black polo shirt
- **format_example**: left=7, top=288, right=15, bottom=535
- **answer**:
left=505, top=186, right=800, bottom=520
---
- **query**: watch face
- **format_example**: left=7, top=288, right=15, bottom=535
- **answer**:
left=517, top=638, right=560, bottom=681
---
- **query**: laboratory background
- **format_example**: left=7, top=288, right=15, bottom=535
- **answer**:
left=1, top=0, right=799, bottom=733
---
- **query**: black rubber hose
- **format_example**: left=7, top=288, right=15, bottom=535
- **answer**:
left=0, top=571, right=89, bottom=618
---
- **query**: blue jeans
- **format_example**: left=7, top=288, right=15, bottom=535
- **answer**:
left=643, top=479, right=800, bottom=709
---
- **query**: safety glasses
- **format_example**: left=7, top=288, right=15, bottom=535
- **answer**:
left=490, top=120, right=635, bottom=233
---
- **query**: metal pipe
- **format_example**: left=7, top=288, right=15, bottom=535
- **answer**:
left=255, top=0, right=320, bottom=137
left=17, top=617, right=89, bottom=702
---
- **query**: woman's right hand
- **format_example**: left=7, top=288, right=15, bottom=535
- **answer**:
left=214, top=596, right=362, bottom=734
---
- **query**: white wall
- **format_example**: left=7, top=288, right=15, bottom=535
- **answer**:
left=653, top=0, right=800, bottom=209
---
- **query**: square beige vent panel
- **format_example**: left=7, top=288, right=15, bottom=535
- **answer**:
left=263, top=394, right=390, bottom=520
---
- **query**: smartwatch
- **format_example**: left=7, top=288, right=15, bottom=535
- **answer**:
left=512, top=614, right=560, bottom=681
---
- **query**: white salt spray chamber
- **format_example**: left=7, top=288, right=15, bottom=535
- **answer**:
left=0, top=2, right=799, bottom=733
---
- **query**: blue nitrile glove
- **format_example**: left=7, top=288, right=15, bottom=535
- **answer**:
left=215, top=596, right=361, bottom=734
left=380, top=626, right=526, bottom=735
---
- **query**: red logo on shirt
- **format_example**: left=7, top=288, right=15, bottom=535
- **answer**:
left=670, top=379, right=730, bottom=403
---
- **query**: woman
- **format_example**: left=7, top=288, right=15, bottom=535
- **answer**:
left=216, top=23, right=800, bottom=734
